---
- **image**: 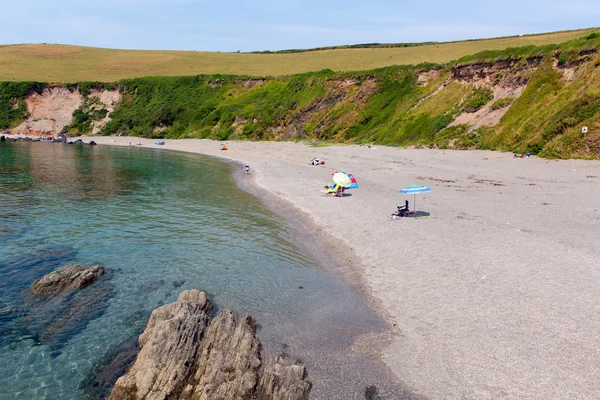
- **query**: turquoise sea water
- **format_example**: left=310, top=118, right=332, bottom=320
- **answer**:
left=0, top=142, right=406, bottom=399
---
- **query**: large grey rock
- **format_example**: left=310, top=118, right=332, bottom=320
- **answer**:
left=108, top=289, right=212, bottom=400
left=258, top=354, right=312, bottom=400
left=31, top=263, right=105, bottom=295
left=109, top=290, right=311, bottom=400
left=182, top=310, right=261, bottom=400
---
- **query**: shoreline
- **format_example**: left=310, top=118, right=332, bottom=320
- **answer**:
left=77, top=136, right=600, bottom=399
left=86, top=137, right=409, bottom=391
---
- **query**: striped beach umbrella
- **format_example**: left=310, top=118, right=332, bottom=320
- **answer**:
left=332, top=172, right=359, bottom=189
left=345, top=173, right=359, bottom=189
left=332, top=172, right=352, bottom=187
left=399, top=185, right=431, bottom=215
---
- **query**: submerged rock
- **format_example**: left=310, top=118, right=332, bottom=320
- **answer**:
left=0, top=262, right=113, bottom=350
left=27, top=279, right=114, bottom=347
left=22, top=265, right=113, bottom=349
left=31, top=263, right=105, bottom=295
left=108, top=289, right=311, bottom=400
left=80, top=335, right=141, bottom=400
left=258, top=354, right=312, bottom=400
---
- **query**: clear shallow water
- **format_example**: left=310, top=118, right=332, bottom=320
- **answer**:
left=0, top=142, right=406, bottom=399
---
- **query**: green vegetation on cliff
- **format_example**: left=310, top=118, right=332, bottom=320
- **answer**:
left=2, top=32, right=600, bottom=159
left=0, top=82, right=46, bottom=129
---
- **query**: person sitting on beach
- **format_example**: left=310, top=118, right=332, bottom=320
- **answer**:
left=396, top=200, right=411, bottom=216
left=324, top=182, right=341, bottom=195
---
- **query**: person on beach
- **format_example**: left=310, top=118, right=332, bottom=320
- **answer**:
left=245, top=165, right=250, bottom=175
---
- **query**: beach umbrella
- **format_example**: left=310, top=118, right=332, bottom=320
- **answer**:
left=346, top=174, right=359, bottom=189
left=332, top=172, right=352, bottom=187
left=332, top=171, right=359, bottom=189
left=399, top=185, right=431, bottom=215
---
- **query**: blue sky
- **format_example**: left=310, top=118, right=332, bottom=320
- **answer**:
left=2, top=0, right=599, bottom=51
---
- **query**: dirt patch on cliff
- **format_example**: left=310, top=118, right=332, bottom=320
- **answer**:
left=88, top=90, right=122, bottom=134
left=450, top=82, right=526, bottom=130
left=12, top=87, right=83, bottom=136
left=235, top=79, right=268, bottom=88
left=448, top=61, right=535, bottom=131
left=417, top=69, right=441, bottom=86
left=274, top=78, right=378, bottom=140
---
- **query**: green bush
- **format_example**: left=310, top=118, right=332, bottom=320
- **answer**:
left=0, top=82, right=46, bottom=129
left=490, top=97, right=515, bottom=110
left=462, top=87, right=493, bottom=113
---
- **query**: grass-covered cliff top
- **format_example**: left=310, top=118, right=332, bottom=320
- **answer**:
left=0, top=28, right=597, bottom=82
left=2, top=31, right=600, bottom=159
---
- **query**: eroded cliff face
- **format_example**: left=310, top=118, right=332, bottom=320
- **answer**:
left=2, top=47, right=598, bottom=157
left=11, top=86, right=83, bottom=136
left=88, top=89, right=122, bottom=134
left=8, top=87, right=120, bottom=137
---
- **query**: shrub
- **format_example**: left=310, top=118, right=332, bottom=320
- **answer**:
left=462, top=86, right=493, bottom=113
left=490, top=97, right=515, bottom=110
left=0, top=82, right=46, bottom=128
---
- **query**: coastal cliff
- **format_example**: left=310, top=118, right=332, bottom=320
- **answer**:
left=1, top=33, right=600, bottom=158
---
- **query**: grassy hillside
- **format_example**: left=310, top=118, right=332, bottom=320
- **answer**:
left=0, top=28, right=596, bottom=82
left=2, top=32, right=600, bottom=159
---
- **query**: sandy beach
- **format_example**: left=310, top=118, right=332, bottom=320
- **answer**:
left=81, top=136, right=600, bottom=399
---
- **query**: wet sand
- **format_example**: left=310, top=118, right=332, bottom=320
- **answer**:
left=84, top=137, right=600, bottom=399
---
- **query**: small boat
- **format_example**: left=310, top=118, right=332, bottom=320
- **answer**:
left=154, top=141, right=165, bottom=145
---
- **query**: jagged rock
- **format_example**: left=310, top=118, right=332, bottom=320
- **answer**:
left=108, top=290, right=212, bottom=400
left=258, top=354, right=312, bottom=400
left=365, top=385, right=383, bottom=400
left=182, top=310, right=261, bottom=400
left=31, top=264, right=105, bottom=295
left=109, top=290, right=311, bottom=400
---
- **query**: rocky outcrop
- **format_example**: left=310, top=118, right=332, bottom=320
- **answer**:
left=31, top=263, right=105, bottom=295
left=108, top=289, right=311, bottom=400
left=182, top=310, right=261, bottom=400
left=108, top=290, right=212, bottom=400
left=258, top=354, right=312, bottom=400
left=0, top=262, right=114, bottom=349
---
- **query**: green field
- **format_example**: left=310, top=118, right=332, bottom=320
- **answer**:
left=0, top=28, right=597, bottom=82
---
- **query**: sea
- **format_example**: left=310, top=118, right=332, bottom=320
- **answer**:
left=0, top=141, right=410, bottom=399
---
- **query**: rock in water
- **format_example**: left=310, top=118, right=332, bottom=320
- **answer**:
left=79, top=335, right=141, bottom=400
left=182, top=310, right=261, bottom=400
left=258, top=354, right=312, bottom=400
left=108, top=290, right=212, bottom=400
left=109, top=289, right=311, bottom=400
left=31, top=264, right=105, bottom=295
